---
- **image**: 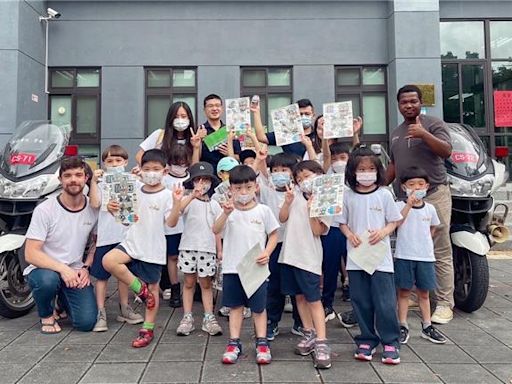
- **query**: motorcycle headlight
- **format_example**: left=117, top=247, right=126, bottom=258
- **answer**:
left=448, top=174, right=494, bottom=198
left=0, top=174, right=56, bottom=199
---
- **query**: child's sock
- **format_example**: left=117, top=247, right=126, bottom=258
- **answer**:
left=143, top=322, right=155, bottom=331
left=422, top=321, right=431, bottom=329
left=129, top=278, right=142, bottom=294
left=229, top=338, right=241, bottom=345
left=204, top=312, right=214, bottom=319
left=400, top=321, right=409, bottom=329
left=256, top=337, right=267, bottom=346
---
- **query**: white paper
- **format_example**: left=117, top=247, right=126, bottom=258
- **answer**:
left=310, top=174, right=345, bottom=218
left=323, top=101, right=353, bottom=139
left=271, top=103, right=304, bottom=146
left=348, top=231, right=388, bottom=275
left=236, top=243, right=269, bottom=298
left=226, top=97, right=251, bottom=136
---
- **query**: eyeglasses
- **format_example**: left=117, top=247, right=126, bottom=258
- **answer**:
left=205, top=103, right=222, bottom=109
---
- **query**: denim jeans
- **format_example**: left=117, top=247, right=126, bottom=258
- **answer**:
left=321, top=226, right=346, bottom=308
left=27, top=268, right=98, bottom=332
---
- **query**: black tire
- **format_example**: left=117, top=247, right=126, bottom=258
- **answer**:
left=0, top=252, right=35, bottom=319
left=453, top=245, right=489, bottom=313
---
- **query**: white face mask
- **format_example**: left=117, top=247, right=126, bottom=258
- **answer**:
left=194, top=180, right=212, bottom=195
left=173, top=118, right=190, bottom=132
left=170, top=164, right=187, bottom=177
left=235, top=192, right=255, bottom=205
left=356, top=172, right=377, bottom=187
left=141, top=171, right=163, bottom=186
left=299, top=176, right=316, bottom=194
left=331, top=161, right=347, bottom=174
left=105, top=165, right=125, bottom=174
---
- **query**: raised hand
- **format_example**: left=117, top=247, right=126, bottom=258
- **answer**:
left=190, top=127, right=202, bottom=149
left=221, top=197, right=234, bottom=215
left=406, top=116, right=427, bottom=139
left=92, top=169, right=104, bottom=182
left=172, top=183, right=184, bottom=202
left=284, top=184, right=295, bottom=205
left=300, top=133, right=313, bottom=148
left=353, top=116, right=363, bottom=135
left=197, top=124, right=208, bottom=139
left=256, top=145, right=268, bottom=161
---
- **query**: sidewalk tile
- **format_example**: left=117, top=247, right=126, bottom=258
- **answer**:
left=320, top=361, right=382, bottom=383
left=410, top=344, right=475, bottom=364
left=43, top=344, right=104, bottom=363
left=97, top=342, right=156, bottom=362
left=15, top=330, right=69, bottom=346
left=483, top=363, right=512, bottom=382
left=141, top=361, right=201, bottom=383
left=463, top=344, right=512, bottom=363
left=0, top=345, right=51, bottom=364
left=152, top=342, right=205, bottom=361
left=429, top=363, right=503, bottom=383
left=0, top=363, right=33, bottom=383
left=19, top=362, right=90, bottom=384
left=202, top=360, right=259, bottom=382
left=80, top=362, right=146, bottom=383
left=63, top=329, right=117, bottom=345
left=372, top=362, right=442, bottom=383
left=260, top=361, right=322, bottom=383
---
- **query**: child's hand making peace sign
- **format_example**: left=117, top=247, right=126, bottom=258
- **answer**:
left=284, top=184, right=295, bottom=205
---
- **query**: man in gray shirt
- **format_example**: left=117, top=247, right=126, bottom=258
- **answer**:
left=386, top=84, right=454, bottom=325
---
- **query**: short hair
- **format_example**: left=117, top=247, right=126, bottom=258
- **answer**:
left=168, top=143, right=191, bottom=166
left=345, top=146, right=386, bottom=190
left=101, top=145, right=129, bottom=162
left=239, top=149, right=256, bottom=164
left=397, top=84, right=423, bottom=102
left=229, top=165, right=257, bottom=184
left=400, top=166, right=430, bottom=184
left=141, top=149, right=167, bottom=167
left=297, top=98, right=314, bottom=109
left=203, top=94, right=223, bottom=107
left=269, top=152, right=299, bottom=171
left=59, top=156, right=87, bottom=177
left=292, top=160, right=324, bottom=181
left=330, top=142, right=351, bottom=156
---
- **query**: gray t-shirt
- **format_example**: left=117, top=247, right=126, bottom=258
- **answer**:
left=390, top=115, right=451, bottom=197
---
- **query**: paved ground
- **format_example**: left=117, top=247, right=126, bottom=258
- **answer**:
left=1, top=255, right=512, bottom=384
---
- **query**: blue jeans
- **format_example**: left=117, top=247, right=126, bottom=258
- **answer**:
left=348, top=270, right=400, bottom=348
left=27, top=268, right=98, bottom=332
left=321, top=227, right=346, bottom=308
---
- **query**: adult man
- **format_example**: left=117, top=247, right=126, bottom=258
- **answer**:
left=386, top=84, right=454, bottom=324
left=200, top=94, right=241, bottom=169
left=25, top=156, right=98, bottom=333
left=253, top=98, right=316, bottom=158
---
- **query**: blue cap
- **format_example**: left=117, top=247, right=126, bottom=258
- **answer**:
left=216, top=156, right=239, bottom=173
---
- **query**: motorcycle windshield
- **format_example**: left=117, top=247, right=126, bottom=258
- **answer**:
left=445, top=123, right=489, bottom=178
left=0, top=121, right=71, bottom=178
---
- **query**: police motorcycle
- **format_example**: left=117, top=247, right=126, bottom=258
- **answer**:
left=0, top=121, right=71, bottom=318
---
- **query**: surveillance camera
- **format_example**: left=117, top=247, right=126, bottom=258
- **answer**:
left=47, top=8, right=61, bottom=19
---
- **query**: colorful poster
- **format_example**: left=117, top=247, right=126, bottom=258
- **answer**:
left=226, top=97, right=251, bottom=136
left=494, top=91, right=512, bottom=127
left=309, top=173, right=345, bottom=218
left=102, top=172, right=139, bottom=226
left=323, top=101, right=353, bottom=139
left=213, top=180, right=230, bottom=205
left=271, top=103, right=304, bottom=146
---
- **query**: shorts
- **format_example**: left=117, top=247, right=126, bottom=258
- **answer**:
left=394, top=259, right=436, bottom=291
left=166, top=234, right=181, bottom=257
left=222, top=274, right=267, bottom=313
left=280, top=264, right=321, bottom=303
left=90, top=243, right=119, bottom=280
left=115, top=245, right=162, bottom=284
left=178, top=250, right=216, bottom=277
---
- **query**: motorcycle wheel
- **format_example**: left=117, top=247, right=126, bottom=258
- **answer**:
left=453, top=245, right=489, bottom=313
left=0, top=251, right=35, bottom=318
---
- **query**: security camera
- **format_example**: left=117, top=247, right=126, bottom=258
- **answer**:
left=47, top=8, right=61, bottom=19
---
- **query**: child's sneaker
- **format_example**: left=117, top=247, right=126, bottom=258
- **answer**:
left=399, top=325, right=410, bottom=344
left=291, top=322, right=305, bottom=337
left=342, top=284, right=350, bottom=301
left=381, top=345, right=400, bottom=365
left=283, top=295, right=293, bottom=313
left=202, top=314, right=223, bottom=336
left=222, top=339, right=242, bottom=364
left=117, top=304, right=144, bottom=325
left=93, top=308, right=108, bottom=332
left=132, top=328, right=154, bottom=348
left=136, top=282, right=156, bottom=310
left=169, top=283, right=182, bottom=308
left=218, top=306, right=230, bottom=317
left=354, top=344, right=376, bottom=361
left=255, top=339, right=272, bottom=364
left=338, top=310, right=357, bottom=328
left=324, top=307, right=336, bottom=322
left=266, top=322, right=279, bottom=341
left=176, top=314, right=195, bottom=336
left=294, top=329, right=317, bottom=356
left=243, top=307, right=252, bottom=319
left=313, top=340, right=332, bottom=369
left=162, top=288, right=172, bottom=300
left=421, top=325, right=447, bottom=344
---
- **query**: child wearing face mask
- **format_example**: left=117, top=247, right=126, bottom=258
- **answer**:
left=102, top=149, right=175, bottom=348
left=279, top=160, right=333, bottom=370
left=167, top=162, right=223, bottom=337
left=395, top=166, right=445, bottom=345
left=338, top=147, right=403, bottom=365
left=212, top=165, right=279, bottom=365
left=88, top=145, right=144, bottom=332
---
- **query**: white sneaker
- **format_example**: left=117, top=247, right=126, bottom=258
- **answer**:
left=243, top=307, right=252, bottom=319
left=162, top=289, right=172, bottom=301
left=284, top=296, right=293, bottom=313
left=431, top=306, right=453, bottom=324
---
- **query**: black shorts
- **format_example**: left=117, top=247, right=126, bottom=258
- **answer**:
left=166, top=234, right=181, bottom=257
left=115, top=245, right=162, bottom=284
left=280, top=264, right=321, bottom=303
left=90, top=243, right=119, bottom=280
left=222, top=274, right=267, bottom=313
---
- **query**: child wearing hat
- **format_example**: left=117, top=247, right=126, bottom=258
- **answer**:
left=167, top=162, right=223, bottom=337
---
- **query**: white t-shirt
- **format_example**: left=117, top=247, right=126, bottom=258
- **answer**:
left=179, top=198, right=222, bottom=253
left=221, top=204, right=280, bottom=274
left=394, top=201, right=440, bottom=262
left=257, top=175, right=286, bottom=243
left=139, top=129, right=163, bottom=151
left=24, top=196, right=99, bottom=276
left=339, top=187, right=402, bottom=273
left=303, top=151, right=324, bottom=166
left=279, top=192, right=332, bottom=275
left=162, top=173, right=189, bottom=235
left=120, top=186, right=172, bottom=265
left=95, top=182, right=128, bottom=247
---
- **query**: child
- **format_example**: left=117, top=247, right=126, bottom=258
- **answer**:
left=279, top=160, right=332, bottom=369
left=168, top=161, right=223, bottom=337
left=212, top=165, right=279, bottom=364
left=89, top=145, right=144, bottom=331
left=395, top=166, right=446, bottom=344
left=339, top=146, right=403, bottom=364
left=103, top=149, right=174, bottom=348
left=239, top=149, right=257, bottom=166
left=227, top=126, right=261, bottom=167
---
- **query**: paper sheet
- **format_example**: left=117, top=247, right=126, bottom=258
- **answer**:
left=226, top=97, right=251, bottom=136
left=348, top=231, right=388, bottom=275
left=236, top=243, right=269, bottom=298
left=102, top=172, right=139, bottom=226
left=271, top=103, right=304, bottom=146
left=309, top=174, right=345, bottom=218
left=323, top=101, right=353, bottom=139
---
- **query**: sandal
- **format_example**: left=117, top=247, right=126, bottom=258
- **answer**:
left=40, top=319, right=62, bottom=334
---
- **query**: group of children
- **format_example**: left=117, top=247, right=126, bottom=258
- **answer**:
left=81, top=101, right=447, bottom=369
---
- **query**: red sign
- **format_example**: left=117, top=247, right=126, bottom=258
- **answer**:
left=451, top=152, right=478, bottom=164
left=10, top=153, right=36, bottom=165
left=494, top=91, right=512, bottom=127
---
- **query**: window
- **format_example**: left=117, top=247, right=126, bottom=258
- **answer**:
left=240, top=67, right=293, bottom=130
left=335, top=66, right=387, bottom=137
left=440, top=22, right=485, bottom=59
left=145, top=68, right=197, bottom=135
left=48, top=68, right=101, bottom=159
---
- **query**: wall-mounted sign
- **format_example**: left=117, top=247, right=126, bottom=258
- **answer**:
left=494, top=91, right=512, bottom=127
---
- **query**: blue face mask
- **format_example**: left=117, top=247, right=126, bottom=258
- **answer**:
left=271, top=172, right=291, bottom=188
left=406, top=188, right=427, bottom=200
left=301, top=115, right=312, bottom=129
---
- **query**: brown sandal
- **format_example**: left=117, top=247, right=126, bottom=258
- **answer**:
left=40, top=319, right=61, bottom=334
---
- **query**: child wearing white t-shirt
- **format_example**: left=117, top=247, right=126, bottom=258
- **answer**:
left=339, top=147, right=402, bottom=365
left=394, top=166, right=446, bottom=345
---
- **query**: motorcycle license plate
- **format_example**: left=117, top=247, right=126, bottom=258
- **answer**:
left=10, top=153, right=36, bottom=165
